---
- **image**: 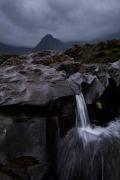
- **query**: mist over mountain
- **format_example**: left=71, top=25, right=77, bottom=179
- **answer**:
left=0, top=42, right=31, bottom=55
left=0, top=34, right=81, bottom=55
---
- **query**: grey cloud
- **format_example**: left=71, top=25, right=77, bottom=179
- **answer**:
left=0, top=0, right=120, bottom=47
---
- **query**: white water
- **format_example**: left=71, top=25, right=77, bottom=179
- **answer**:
left=76, top=93, right=107, bottom=136
left=75, top=93, right=120, bottom=155
left=58, top=93, right=120, bottom=180
left=76, top=94, right=90, bottom=127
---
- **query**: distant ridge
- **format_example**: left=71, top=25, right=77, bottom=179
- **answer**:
left=0, top=42, right=31, bottom=55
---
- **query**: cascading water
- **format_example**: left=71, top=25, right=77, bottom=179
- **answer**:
left=58, top=93, right=120, bottom=180
left=76, top=94, right=90, bottom=128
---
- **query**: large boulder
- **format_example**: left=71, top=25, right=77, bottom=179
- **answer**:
left=0, top=63, right=79, bottom=107
left=0, top=113, right=48, bottom=179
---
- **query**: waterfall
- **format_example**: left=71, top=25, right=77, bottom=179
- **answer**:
left=76, top=94, right=90, bottom=127
left=58, top=93, right=120, bottom=180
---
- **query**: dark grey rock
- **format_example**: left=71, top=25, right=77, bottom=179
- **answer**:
left=0, top=114, right=48, bottom=179
left=69, top=73, right=105, bottom=104
left=0, top=64, right=77, bottom=106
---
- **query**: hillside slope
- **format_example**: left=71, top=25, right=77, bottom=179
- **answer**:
left=65, top=39, right=120, bottom=63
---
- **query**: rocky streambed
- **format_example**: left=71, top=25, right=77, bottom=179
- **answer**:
left=0, top=50, right=120, bottom=179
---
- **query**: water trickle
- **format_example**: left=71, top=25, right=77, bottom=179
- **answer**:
left=76, top=93, right=90, bottom=127
left=58, top=93, right=120, bottom=180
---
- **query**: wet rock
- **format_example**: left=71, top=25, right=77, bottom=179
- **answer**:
left=0, top=114, right=48, bottom=179
left=82, top=63, right=110, bottom=86
left=55, top=61, right=82, bottom=77
left=27, top=164, right=47, bottom=180
left=0, top=51, right=119, bottom=119
left=82, top=60, right=120, bottom=88
left=58, top=96, right=76, bottom=137
left=79, top=61, right=120, bottom=123
left=26, top=50, right=73, bottom=66
left=108, top=60, right=120, bottom=86
left=0, top=63, right=79, bottom=106
left=69, top=73, right=105, bottom=104
left=0, top=173, right=12, bottom=180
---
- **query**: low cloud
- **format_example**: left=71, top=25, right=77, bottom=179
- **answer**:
left=0, top=0, right=120, bottom=47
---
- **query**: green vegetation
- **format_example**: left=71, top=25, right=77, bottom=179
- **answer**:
left=65, top=39, right=120, bottom=63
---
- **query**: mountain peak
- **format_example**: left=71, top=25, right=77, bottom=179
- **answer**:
left=43, top=34, right=53, bottom=39
left=34, top=34, right=79, bottom=51
left=35, top=34, right=62, bottom=51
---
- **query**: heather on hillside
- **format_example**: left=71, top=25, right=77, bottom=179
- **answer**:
left=65, top=39, right=120, bottom=63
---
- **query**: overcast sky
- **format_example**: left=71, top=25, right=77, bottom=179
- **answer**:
left=0, top=0, right=120, bottom=47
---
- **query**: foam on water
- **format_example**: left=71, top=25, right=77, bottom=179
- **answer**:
left=58, top=93, right=120, bottom=180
